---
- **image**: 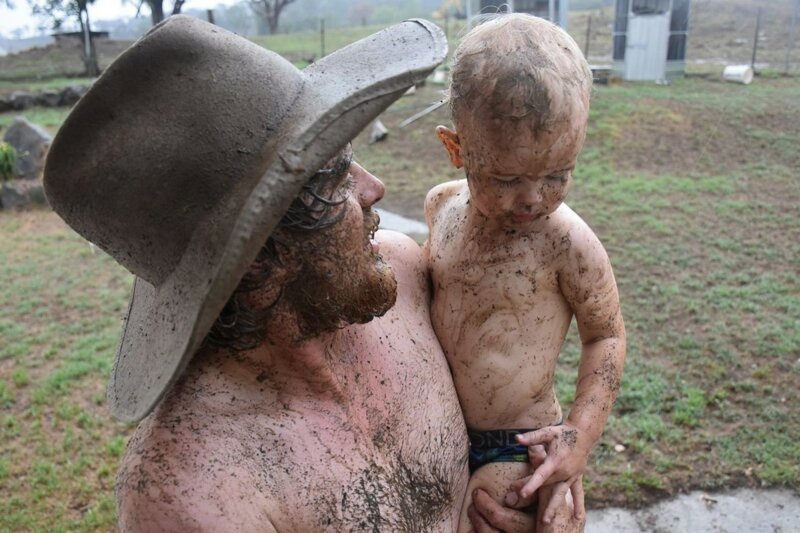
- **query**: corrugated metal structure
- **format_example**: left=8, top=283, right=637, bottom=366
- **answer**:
left=613, top=0, right=691, bottom=80
left=475, top=0, right=570, bottom=30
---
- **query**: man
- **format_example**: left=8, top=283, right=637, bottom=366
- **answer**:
left=44, top=16, right=536, bottom=531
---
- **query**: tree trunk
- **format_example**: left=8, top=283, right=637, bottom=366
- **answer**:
left=172, top=0, right=186, bottom=15
left=80, top=7, right=100, bottom=77
left=149, top=0, right=165, bottom=25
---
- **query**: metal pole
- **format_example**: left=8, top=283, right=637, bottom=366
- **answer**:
left=751, top=8, right=761, bottom=70
left=560, top=0, right=570, bottom=30
left=466, top=0, right=472, bottom=30
left=549, top=0, right=556, bottom=23
left=584, top=15, right=592, bottom=58
left=785, top=0, right=799, bottom=73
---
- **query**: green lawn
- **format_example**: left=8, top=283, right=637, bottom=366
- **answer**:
left=1, top=15, right=799, bottom=530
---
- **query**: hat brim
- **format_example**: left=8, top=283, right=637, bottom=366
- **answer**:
left=108, top=18, right=447, bottom=422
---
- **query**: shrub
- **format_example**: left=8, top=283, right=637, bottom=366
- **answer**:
left=0, top=142, right=17, bottom=182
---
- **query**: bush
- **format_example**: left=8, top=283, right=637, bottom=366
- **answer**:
left=0, top=142, right=17, bottom=182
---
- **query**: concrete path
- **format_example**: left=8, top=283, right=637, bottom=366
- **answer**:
left=586, top=489, right=799, bottom=533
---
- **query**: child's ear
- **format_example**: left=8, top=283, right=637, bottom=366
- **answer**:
left=435, top=126, right=464, bottom=169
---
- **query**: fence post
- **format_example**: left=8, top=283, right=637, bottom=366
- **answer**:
left=320, top=18, right=325, bottom=59
left=584, top=14, right=592, bottom=59
left=785, top=0, right=799, bottom=74
left=751, top=8, right=761, bottom=70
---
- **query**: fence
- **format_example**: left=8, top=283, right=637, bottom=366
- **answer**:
left=576, top=0, right=800, bottom=74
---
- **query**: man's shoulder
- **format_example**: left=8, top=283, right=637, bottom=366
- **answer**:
left=376, top=229, right=428, bottom=296
left=116, top=413, right=277, bottom=531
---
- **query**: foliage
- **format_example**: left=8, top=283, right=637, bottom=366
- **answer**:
left=0, top=142, right=17, bottom=182
left=249, top=0, right=297, bottom=34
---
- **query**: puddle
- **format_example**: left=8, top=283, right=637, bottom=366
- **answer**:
left=587, top=489, right=800, bottom=533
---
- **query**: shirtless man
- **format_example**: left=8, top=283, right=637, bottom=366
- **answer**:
left=44, top=16, right=537, bottom=531
left=426, top=14, right=627, bottom=531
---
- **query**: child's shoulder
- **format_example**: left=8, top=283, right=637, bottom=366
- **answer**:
left=424, top=179, right=467, bottom=217
left=551, top=204, right=610, bottom=266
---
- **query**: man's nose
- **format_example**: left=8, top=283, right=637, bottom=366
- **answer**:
left=351, top=162, right=385, bottom=207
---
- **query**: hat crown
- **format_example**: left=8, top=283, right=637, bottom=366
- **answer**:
left=45, top=16, right=303, bottom=286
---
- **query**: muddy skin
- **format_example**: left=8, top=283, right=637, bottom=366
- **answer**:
left=427, top=14, right=624, bottom=533
left=117, top=162, right=469, bottom=530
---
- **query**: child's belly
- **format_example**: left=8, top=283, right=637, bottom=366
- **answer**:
left=432, top=291, right=571, bottom=430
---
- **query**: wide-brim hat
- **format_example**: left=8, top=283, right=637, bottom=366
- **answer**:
left=44, top=15, right=446, bottom=422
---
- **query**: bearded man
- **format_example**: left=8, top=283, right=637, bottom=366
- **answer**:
left=44, top=16, right=537, bottom=532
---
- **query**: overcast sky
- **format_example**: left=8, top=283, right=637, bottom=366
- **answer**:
left=0, top=0, right=237, bottom=38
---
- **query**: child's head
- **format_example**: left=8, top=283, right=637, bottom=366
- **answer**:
left=437, top=14, right=592, bottom=227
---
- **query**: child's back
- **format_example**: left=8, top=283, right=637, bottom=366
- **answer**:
left=425, top=14, right=625, bottom=532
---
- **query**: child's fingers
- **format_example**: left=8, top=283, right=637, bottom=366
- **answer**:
left=528, top=444, right=546, bottom=467
left=571, top=477, right=586, bottom=520
left=519, top=461, right=555, bottom=499
left=515, top=427, right=556, bottom=446
left=541, top=481, right=570, bottom=525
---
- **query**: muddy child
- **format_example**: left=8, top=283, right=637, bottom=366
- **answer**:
left=425, top=14, right=627, bottom=532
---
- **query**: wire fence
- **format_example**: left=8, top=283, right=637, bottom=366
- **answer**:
left=575, top=0, right=800, bottom=74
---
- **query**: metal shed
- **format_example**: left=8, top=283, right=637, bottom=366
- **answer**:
left=470, top=0, right=570, bottom=30
left=612, top=0, right=691, bottom=81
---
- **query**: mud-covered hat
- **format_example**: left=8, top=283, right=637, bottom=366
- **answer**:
left=43, top=15, right=446, bottom=422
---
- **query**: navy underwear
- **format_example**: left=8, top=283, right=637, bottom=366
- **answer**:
left=468, top=428, right=532, bottom=473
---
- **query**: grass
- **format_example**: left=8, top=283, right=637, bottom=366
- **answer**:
left=1, top=11, right=800, bottom=528
left=0, top=211, right=133, bottom=530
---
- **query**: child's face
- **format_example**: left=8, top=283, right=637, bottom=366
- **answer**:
left=438, top=114, right=586, bottom=229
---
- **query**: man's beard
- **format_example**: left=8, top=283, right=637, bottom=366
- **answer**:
left=285, top=208, right=397, bottom=341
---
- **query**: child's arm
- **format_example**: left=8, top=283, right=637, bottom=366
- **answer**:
left=512, top=222, right=626, bottom=507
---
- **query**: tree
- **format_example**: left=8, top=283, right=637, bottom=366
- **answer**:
left=30, top=0, right=100, bottom=76
left=249, top=0, right=296, bottom=35
left=140, top=0, right=187, bottom=26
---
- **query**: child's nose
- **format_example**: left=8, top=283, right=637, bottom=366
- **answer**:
left=518, top=184, right=543, bottom=207
left=351, top=162, right=385, bottom=208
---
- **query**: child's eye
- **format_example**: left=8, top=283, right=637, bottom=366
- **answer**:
left=493, top=177, right=519, bottom=188
left=547, top=172, right=569, bottom=183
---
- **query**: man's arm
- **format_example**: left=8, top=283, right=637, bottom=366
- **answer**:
left=512, top=220, right=626, bottom=507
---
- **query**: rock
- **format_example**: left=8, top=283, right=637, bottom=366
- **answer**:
left=368, top=119, right=388, bottom=144
left=36, top=89, right=62, bottom=107
left=2, top=117, right=52, bottom=179
left=0, top=179, right=48, bottom=210
left=8, top=91, right=36, bottom=111
left=0, top=97, right=12, bottom=114
left=59, top=85, right=86, bottom=106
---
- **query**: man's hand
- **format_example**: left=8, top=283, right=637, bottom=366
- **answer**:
left=468, top=488, right=536, bottom=532
left=507, top=425, right=590, bottom=514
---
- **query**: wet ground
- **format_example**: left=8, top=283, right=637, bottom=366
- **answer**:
left=587, top=489, right=800, bottom=533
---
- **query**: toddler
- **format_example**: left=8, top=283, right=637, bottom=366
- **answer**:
left=425, top=14, right=626, bottom=532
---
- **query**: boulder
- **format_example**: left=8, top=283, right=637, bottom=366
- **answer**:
left=36, top=89, right=63, bottom=107
left=0, top=97, right=12, bottom=114
left=0, top=179, right=48, bottom=210
left=59, top=85, right=86, bottom=106
left=9, top=91, right=36, bottom=111
left=369, top=119, right=389, bottom=144
left=2, top=117, right=52, bottom=179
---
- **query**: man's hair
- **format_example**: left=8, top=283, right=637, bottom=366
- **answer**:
left=204, top=150, right=353, bottom=351
left=449, top=13, right=592, bottom=134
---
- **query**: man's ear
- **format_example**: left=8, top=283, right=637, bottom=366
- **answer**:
left=435, top=125, right=464, bottom=169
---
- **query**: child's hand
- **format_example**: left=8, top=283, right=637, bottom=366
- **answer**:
left=508, top=424, right=591, bottom=514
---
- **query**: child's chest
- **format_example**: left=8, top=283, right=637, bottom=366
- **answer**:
left=430, top=219, right=570, bottom=310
